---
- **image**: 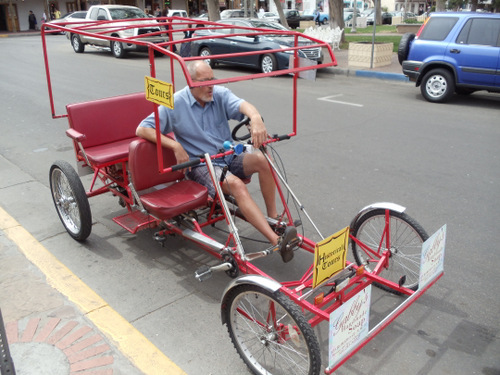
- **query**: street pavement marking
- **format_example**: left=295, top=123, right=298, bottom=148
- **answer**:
left=0, top=205, right=187, bottom=375
left=318, top=94, right=364, bottom=107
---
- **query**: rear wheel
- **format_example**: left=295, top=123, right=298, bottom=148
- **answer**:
left=199, top=47, right=215, bottom=67
left=71, top=34, right=85, bottom=53
left=111, top=40, right=127, bottom=58
left=260, top=54, right=277, bottom=74
left=50, top=161, right=92, bottom=241
left=224, top=285, right=321, bottom=375
left=351, top=209, right=428, bottom=294
left=420, top=68, right=455, bottom=103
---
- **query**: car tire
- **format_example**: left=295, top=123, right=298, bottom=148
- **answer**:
left=199, top=47, right=215, bottom=68
left=321, top=18, right=328, bottom=25
left=111, top=40, right=127, bottom=58
left=260, top=54, right=277, bottom=74
left=397, top=32, right=415, bottom=65
left=420, top=68, right=455, bottom=103
left=71, top=34, right=85, bottom=53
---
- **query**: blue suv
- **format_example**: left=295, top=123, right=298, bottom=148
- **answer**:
left=398, top=12, right=500, bottom=103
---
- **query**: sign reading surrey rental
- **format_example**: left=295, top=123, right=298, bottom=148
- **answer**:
left=145, top=76, right=173, bottom=109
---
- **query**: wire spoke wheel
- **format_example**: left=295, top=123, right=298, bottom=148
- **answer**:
left=224, top=285, right=321, bottom=375
left=49, top=160, right=92, bottom=241
left=351, top=209, right=428, bottom=293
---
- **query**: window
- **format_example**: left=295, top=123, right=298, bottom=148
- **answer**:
left=457, top=18, right=500, bottom=47
left=419, top=17, right=458, bottom=41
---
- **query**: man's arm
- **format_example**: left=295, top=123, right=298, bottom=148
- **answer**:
left=136, top=126, right=190, bottom=165
left=239, top=101, right=268, bottom=148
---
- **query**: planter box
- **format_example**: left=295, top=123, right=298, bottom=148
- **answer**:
left=300, top=21, right=316, bottom=29
left=395, top=24, right=422, bottom=33
left=348, top=42, right=394, bottom=68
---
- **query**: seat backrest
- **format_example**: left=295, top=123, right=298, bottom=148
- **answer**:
left=129, top=138, right=185, bottom=191
left=66, top=92, right=153, bottom=149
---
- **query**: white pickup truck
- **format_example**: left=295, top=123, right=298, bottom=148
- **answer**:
left=69, top=4, right=167, bottom=58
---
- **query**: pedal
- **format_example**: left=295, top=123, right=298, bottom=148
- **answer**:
left=293, top=219, right=302, bottom=227
left=398, top=275, right=407, bottom=287
left=195, top=266, right=212, bottom=282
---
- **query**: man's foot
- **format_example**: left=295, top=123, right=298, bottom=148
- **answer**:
left=278, top=226, right=298, bottom=263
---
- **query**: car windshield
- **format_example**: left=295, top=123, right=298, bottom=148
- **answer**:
left=109, top=8, right=147, bottom=20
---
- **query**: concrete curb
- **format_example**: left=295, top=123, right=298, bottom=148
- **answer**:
left=330, top=67, right=408, bottom=82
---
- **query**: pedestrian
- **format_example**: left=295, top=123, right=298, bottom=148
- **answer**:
left=54, top=8, right=61, bottom=19
left=313, top=8, right=320, bottom=25
left=28, top=10, right=37, bottom=30
left=136, top=61, right=298, bottom=263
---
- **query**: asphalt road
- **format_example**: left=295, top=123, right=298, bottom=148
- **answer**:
left=1, top=35, right=499, bottom=375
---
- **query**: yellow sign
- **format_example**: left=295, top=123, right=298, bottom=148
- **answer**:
left=313, top=227, right=350, bottom=288
left=145, top=76, right=174, bottom=109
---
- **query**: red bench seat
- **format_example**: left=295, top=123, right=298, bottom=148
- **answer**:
left=129, top=139, right=208, bottom=221
left=66, top=92, right=153, bottom=167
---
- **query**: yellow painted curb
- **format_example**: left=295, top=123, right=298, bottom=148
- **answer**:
left=0, top=205, right=187, bottom=375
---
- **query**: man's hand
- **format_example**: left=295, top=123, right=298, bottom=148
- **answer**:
left=249, top=115, right=268, bottom=149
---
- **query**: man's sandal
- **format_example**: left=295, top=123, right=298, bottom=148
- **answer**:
left=278, top=226, right=298, bottom=263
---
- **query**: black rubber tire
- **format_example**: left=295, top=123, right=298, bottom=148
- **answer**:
left=420, top=68, right=455, bottom=103
left=111, top=40, right=127, bottom=58
left=224, top=284, right=321, bottom=375
left=397, top=32, right=415, bottom=65
left=71, top=34, right=85, bottom=53
left=199, top=47, right=215, bottom=68
left=260, top=53, right=277, bottom=74
left=49, top=160, right=92, bottom=241
left=351, top=209, right=428, bottom=294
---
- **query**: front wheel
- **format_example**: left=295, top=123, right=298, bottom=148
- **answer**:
left=50, top=160, right=92, bottom=241
left=420, top=68, right=455, bottom=103
left=111, top=40, right=127, bottom=58
left=351, top=209, right=428, bottom=293
left=223, top=285, right=321, bottom=375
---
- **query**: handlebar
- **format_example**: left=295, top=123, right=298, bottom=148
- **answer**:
left=170, top=158, right=202, bottom=171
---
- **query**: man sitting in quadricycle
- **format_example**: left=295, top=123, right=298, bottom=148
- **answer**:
left=136, top=61, right=298, bottom=262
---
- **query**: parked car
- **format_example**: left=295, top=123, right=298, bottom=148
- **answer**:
left=300, top=9, right=315, bottom=21
left=366, top=11, right=392, bottom=25
left=259, top=11, right=279, bottom=23
left=69, top=5, right=167, bottom=58
left=283, top=9, right=301, bottom=29
left=190, top=18, right=323, bottom=73
left=46, top=11, right=87, bottom=35
left=399, top=12, right=500, bottom=103
left=220, top=9, right=258, bottom=19
left=167, top=9, right=188, bottom=17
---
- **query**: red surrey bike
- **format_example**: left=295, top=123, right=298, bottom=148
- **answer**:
left=42, top=16, right=445, bottom=375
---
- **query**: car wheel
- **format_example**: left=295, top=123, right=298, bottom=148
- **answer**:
left=199, top=47, right=215, bottom=68
left=321, top=18, right=328, bottom=25
left=260, top=54, right=277, bottom=74
left=111, top=40, right=127, bottom=58
left=397, top=32, right=415, bottom=65
left=420, top=68, right=455, bottom=103
left=71, top=34, right=85, bottom=53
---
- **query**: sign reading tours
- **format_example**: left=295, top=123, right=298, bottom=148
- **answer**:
left=419, top=224, right=446, bottom=289
left=145, top=76, right=173, bottom=109
left=329, top=285, right=372, bottom=368
left=313, top=227, right=349, bottom=288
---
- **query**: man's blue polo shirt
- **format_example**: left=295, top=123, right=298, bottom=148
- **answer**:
left=139, top=85, right=244, bottom=161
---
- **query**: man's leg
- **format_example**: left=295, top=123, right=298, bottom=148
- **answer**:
left=221, top=175, right=280, bottom=246
left=241, top=152, right=278, bottom=219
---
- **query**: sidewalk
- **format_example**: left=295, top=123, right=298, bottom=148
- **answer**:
left=0, top=196, right=185, bottom=375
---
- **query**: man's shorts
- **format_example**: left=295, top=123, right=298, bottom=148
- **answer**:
left=186, top=154, right=250, bottom=197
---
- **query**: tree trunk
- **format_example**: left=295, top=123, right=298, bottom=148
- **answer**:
left=273, top=0, right=289, bottom=28
left=470, top=0, right=478, bottom=11
left=206, top=0, right=221, bottom=21
left=436, top=0, right=446, bottom=11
